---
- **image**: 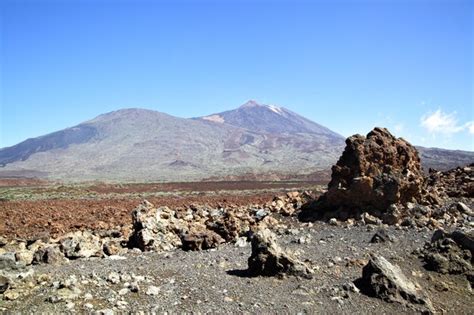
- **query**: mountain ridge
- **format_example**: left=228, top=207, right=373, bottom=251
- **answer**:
left=0, top=101, right=472, bottom=182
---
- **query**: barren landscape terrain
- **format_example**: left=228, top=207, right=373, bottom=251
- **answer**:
left=1, top=128, right=473, bottom=314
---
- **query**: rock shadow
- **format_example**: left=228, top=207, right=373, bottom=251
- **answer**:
left=226, top=269, right=254, bottom=278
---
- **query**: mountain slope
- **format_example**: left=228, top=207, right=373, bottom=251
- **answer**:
left=197, top=100, right=342, bottom=138
left=0, top=104, right=345, bottom=181
left=0, top=102, right=472, bottom=182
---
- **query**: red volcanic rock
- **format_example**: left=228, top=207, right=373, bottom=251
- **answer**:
left=301, top=128, right=425, bottom=220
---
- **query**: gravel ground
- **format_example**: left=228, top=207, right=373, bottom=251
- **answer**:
left=2, top=220, right=472, bottom=314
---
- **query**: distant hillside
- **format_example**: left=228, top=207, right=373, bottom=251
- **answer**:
left=416, top=146, right=474, bottom=171
left=0, top=101, right=472, bottom=182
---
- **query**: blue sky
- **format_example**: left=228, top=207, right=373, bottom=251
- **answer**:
left=1, top=0, right=472, bottom=150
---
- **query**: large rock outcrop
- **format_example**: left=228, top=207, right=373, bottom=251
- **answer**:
left=301, top=128, right=424, bottom=221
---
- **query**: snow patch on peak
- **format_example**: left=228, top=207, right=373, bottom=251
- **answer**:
left=267, top=105, right=283, bottom=115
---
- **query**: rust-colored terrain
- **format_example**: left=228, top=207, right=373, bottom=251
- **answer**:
left=0, top=179, right=323, bottom=239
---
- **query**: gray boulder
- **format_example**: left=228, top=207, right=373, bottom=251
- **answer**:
left=356, top=255, right=433, bottom=311
left=247, top=229, right=312, bottom=278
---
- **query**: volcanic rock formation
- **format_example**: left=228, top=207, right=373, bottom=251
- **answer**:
left=300, top=127, right=425, bottom=221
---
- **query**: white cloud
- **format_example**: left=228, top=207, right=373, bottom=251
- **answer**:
left=468, top=122, right=474, bottom=135
left=420, top=109, right=473, bottom=134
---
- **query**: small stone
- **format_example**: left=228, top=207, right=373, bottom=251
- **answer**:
left=146, top=285, right=160, bottom=296
left=456, top=202, right=473, bottom=215
left=65, top=302, right=75, bottom=310
left=107, top=272, right=121, bottom=284
left=118, top=273, right=131, bottom=282
left=84, top=303, right=94, bottom=309
left=370, top=229, right=395, bottom=243
left=84, top=293, right=93, bottom=300
left=255, top=209, right=268, bottom=220
left=329, top=218, right=338, bottom=226
left=362, top=212, right=381, bottom=225
left=129, top=282, right=139, bottom=293
left=342, top=282, right=360, bottom=293
left=234, top=237, right=248, bottom=248
left=4, top=289, right=20, bottom=300
left=0, top=275, right=10, bottom=294
left=118, top=288, right=129, bottom=296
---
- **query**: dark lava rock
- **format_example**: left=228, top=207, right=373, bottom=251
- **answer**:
left=355, top=255, right=433, bottom=311
left=247, top=229, right=312, bottom=279
left=422, top=229, right=473, bottom=275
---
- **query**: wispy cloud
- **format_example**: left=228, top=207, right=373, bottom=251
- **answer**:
left=468, top=122, right=474, bottom=135
left=420, top=109, right=473, bottom=134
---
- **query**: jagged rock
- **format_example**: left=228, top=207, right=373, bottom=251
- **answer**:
left=0, top=253, right=19, bottom=270
left=146, top=285, right=160, bottom=296
left=247, top=229, right=312, bottom=278
left=370, top=229, right=395, bottom=243
left=456, top=202, right=473, bottom=216
left=127, top=201, right=183, bottom=252
left=59, top=231, right=102, bottom=259
left=301, top=128, right=424, bottom=221
left=15, top=250, right=34, bottom=266
left=181, top=229, right=225, bottom=251
left=32, top=246, right=67, bottom=265
left=424, top=165, right=474, bottom=200
left=4, top=289, right=20, bottom=300
left=355, top=256, right=432, bottom=311
left=103, top=239, right=125, bottom=256
left=107, top=272, right=121, bottom=284
left=207, top=211, right=252, bottom=242
left=362, top=212, right=381, bottom=225
left=422, top=229, right=473, bottom=275
left=381, top=204, right=403, bottom=225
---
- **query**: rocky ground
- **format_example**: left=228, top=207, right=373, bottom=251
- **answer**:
left=1, top=128, right=473, bottom=313
left=1, top=219, right=472, bottom=314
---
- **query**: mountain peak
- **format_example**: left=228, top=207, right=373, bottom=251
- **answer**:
left=239, top=100, right=262, bottom=108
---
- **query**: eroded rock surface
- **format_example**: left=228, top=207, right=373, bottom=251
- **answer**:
left=421, top=229, right=473, bottom=276
left=423, top=165, right=474, bottom=203
left=355, top=255, right=432, bottom=311
left=127, top=201, right=183, bottom=252
left=301, top=128, right=424, bottom=221
left=247, top=229, right=312, bottom=278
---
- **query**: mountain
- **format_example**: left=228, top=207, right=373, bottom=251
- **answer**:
left=0, top=101, right=472, bottom=182
left=416, top=146, right=474, bottom=171
left=0, top=102, right=345, bottom=181
left=197, top=100, right=341, bottom=137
